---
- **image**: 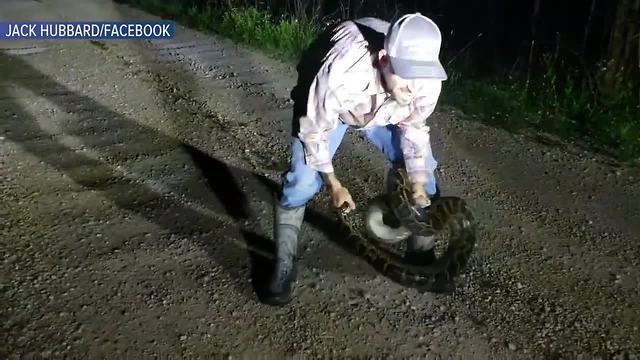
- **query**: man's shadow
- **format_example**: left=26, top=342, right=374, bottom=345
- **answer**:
left=181, top=143, right=355, bottom=299
left=0, top=51, right=258, bottom=300
left=0, top=50, right=365, bottom=303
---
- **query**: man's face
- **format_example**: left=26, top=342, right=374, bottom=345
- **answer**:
left=378, top=51, right=422, bottom=106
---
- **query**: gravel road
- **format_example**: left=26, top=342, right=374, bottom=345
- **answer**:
left=2, top=0, right=639, bottom=358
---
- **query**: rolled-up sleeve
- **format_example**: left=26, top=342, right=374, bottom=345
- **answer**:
left=397, top=80, right=442, bottom=185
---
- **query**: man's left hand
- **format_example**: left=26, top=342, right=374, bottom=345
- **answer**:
left=411, top=182, right=431, bottom=208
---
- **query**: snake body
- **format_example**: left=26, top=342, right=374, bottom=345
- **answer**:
left=338, top=168, right=477, bottom=293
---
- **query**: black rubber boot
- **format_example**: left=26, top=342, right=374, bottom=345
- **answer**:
left=261, top=203, right=305, bottom=306
left=404, top=235, right=436, bottom=265
left=407, top=233, right=456, bottom=294
left=404, top=188, right=440, bottom=266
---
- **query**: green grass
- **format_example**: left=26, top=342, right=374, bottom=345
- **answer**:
left=119, top=0, right=640, bottom=163
left=443, top=63, right=639, bottom=161
left=121, top=0, right=319, bottom=62
left=216, top=7, right=320, bottom=61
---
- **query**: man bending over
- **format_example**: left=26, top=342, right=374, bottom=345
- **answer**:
left=263, top=13, right=448, bottom=306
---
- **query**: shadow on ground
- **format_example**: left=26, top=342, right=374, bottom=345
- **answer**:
left=0, top=51, right=364, bottom=304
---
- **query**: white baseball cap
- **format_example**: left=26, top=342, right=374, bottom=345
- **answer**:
left=384, top=13, right=447, bottom=80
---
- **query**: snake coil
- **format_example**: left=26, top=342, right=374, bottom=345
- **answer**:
left=337, top=168, right=477, bottom=293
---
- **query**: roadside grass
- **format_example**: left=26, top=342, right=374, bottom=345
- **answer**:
left=119, top=0, right=640, bottom=163
left=120, top=0, right=319, bottom=62
left=444, top=66, right=640, bottom=161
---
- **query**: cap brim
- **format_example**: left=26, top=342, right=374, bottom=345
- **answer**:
left=389, top=56, right=448, bottom=80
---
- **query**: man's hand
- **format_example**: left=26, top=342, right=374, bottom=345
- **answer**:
left=330, top=186, right=356, bottom=213
left=411, top=182, right=431, bottom=208
left=323, top=172, right=356, bottom=213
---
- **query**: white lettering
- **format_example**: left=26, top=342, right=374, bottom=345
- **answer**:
left=19, top=24, right=30, bottom=37
left=4, top=22, right=173, bottom=39
left=7, top=24, right=21, bottom=37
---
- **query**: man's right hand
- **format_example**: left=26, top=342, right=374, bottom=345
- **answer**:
left=322, top=172, right=356, bottom=213
left=330, top=185, right=356, bottom=213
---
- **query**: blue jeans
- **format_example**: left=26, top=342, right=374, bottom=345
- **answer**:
left=280, top=121, right=438, bottom=208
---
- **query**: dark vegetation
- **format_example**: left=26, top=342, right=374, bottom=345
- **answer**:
left=118, top=0, right=639, bottom=162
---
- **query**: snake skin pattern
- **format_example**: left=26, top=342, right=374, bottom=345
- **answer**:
left=338, top=168, right=477, bottom=293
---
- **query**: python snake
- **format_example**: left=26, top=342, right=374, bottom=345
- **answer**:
left=336, top=168, right=477, bottom=293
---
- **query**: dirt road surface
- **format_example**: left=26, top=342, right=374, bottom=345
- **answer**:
left=2, top=0, right=639, bottom=358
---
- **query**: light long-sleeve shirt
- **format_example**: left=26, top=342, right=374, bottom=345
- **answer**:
left=297, top=17, right=443, bottom=185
